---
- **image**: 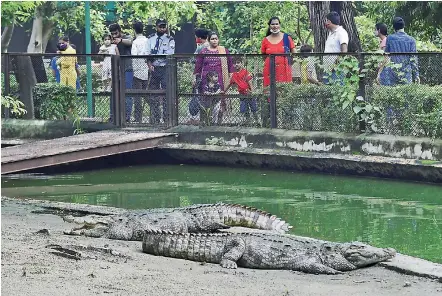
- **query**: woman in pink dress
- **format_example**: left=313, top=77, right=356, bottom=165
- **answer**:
left=194, top=32, right=234, bottom=124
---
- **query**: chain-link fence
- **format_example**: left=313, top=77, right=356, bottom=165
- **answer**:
left=2, top=53, right=113, bottom=122
left=2, top=52, right=441, bottom=138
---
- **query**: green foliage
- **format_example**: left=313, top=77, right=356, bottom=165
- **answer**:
left=354, top=16, right=379, bottom=52
left=368, top=85, right=442, bottom=138
left=1, top=95, right=27, bottom=117
left=361, top=1, right=442, bottom=47
left=177, top=61, right=194, bottom=93
left=33, top=83, right=77, bottom=120
left=198, top=1, right=311, bottom=53
left=1, top=1, right=39, bottom=27
left=116, top=1, right=201, bottom=33
left=274, top=83, right=358, bottom=132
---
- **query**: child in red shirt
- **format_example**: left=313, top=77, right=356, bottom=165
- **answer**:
left=225, top=57, right=259, bottom=125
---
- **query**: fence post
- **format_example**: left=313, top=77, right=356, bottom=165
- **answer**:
left=357, top=52, right=366, bottom=132
left=118, top=56, right=127, bottom=127
left=2, top=54, right=11, bottom=119
left=269, top=55, right=277, bottom=128
left=166, top=55, right=178, bottom=127
left=111, top=55, right=121, bottom=127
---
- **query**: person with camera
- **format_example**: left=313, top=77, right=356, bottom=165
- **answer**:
left=146, top=19, right=176, bottom=124
left=108, top=23, right=133, bottom=122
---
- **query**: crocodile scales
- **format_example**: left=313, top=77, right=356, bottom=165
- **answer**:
left=142, top=230, right=396, bottom=274
left=63, top=203, right=292, bottom=240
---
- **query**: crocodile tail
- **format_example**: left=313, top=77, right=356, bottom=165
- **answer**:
left=215, top=203, right=292, bottom=234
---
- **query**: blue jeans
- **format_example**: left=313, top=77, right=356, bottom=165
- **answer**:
left=109, top=69, right=134, bottom=122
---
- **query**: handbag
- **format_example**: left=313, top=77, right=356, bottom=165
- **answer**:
left=283, top=33, right=293, bottom=66
left=189, top=79, right=201, bottom=116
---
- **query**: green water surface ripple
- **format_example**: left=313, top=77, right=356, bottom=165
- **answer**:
left=2, top=165, right=442, bottom=263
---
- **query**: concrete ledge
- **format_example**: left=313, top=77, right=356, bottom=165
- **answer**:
left=379, top=254, right=442, bottom=280
left=1, top=119, right=116, bottom=140
left=167, top=125, right=442, bottom=161
left=160, top=143, right=442, bottom=183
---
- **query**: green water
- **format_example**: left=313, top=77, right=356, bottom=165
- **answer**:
left=2, top=165, right=442, bottom=263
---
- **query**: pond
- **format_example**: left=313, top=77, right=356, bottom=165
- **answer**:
left=2, top=164, right=442, bottom=264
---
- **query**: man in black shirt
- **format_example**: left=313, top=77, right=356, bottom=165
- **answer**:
left=109, top=23, right=133, bottom=122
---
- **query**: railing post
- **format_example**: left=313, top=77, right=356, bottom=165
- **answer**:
left=119, top=56, right=127, bottom=127
left=269, top=54, right=277, bottom=128
left=2, top=54, right=11, bottom=118
left=357, top=52, right=366, bottom=132
left=166, top=55, right=178, bottom=127
left=111, top=55, right=121, bottom=127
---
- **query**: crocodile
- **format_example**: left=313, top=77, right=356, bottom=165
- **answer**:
left=63, top=203, right=292, bottom=240
left=142, top=230, right=396, bottom=274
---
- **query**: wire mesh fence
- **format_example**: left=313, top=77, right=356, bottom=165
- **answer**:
left=2, top=52, right=441, bottom=138
left=2, top=53, right=113, bottom=122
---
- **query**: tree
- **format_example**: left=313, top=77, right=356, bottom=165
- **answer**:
left=1, top=1, right=38, bottom=53
left=308, top=1, right=361, bottom=52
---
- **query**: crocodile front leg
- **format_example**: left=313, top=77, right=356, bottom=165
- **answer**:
left=220, top=237, right=246, bottom=269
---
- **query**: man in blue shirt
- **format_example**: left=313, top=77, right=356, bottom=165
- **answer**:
left=384, top=17, right=420, bottom=85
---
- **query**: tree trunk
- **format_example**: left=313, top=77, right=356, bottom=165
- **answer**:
left=307, top=1, right=362, bottom=52
left=308, top=1, right=329, bottom=52
left=330, top=1, right=362, bottom=52
left=15, top=56, right=37, bottom=119
left=1, top=25, right=15, bottom=53
left=27, top=14, right=44, bottom=53
left=41, top=21, right=54, bottom=53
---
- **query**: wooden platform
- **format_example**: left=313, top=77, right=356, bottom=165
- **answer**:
left=1, top=130, right=176, bottom=174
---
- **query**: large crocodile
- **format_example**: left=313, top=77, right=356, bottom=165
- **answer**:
left=142, top=230, right=396, bottom=274
left=63, top=203, right=292, bottom=240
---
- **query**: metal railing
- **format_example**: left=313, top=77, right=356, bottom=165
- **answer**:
left=2, top=52, right=441, bottom=138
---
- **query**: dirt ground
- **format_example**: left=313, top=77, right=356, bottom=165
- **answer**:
left=1, top=199, right=441, bottom=296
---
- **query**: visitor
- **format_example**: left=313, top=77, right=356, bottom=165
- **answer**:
left=194, top=28, right=210, bottom=54
left=374, top=23, right=392, bottom=86
left=187, top=28, right=210, bottom=124
left=260, top=17, right=296, bottom=127
left=200, top=71, right=223, bottom=125
left=224, top=56, right=259, bottom=126
left=50, top=42, right=81, bottom=92
left=146, top=19, right=175, bottom=125
left=323, top=11, right=348, bottom=85
left=109, top=23, right=133, bottom=122
left=299, top=44, right=321, bottom=85
left=131, top=21, right=149, bottom=123
left=261, top=17, right=296, bottom=88
left=56, top=36, right=77, bottom=90
left=194, top=32, right=234, bottom=125
left=383, top=17, right=420, bottom=85
left=98, top=34, right=119, bottom=92
left=375, top=23, right=388, bottom=51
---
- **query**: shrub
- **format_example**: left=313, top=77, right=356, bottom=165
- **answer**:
left=367, top=84, right=442, bottom=138
left=33, top=83, right=78, bottom=120
left=272, top=83, right=359, bottom=132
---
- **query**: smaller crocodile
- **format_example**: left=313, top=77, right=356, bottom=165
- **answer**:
left=63, top=203, right=292, bottom=240
left=142, top=230, right=396, bottom=274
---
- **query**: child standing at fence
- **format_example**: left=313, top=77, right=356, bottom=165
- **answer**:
left=201, top=71, right=223, bottom=125
left=225, top=57, right=259, bottom=125
left=98, top=34, right=119, bottom=91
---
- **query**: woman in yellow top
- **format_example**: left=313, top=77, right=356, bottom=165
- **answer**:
left=56, top=36, right=77, bottom=89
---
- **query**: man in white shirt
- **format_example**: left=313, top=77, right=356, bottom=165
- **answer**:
left=323, top=11, right=348, bottom=85
left=131, top=21, right=149, bottom=123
